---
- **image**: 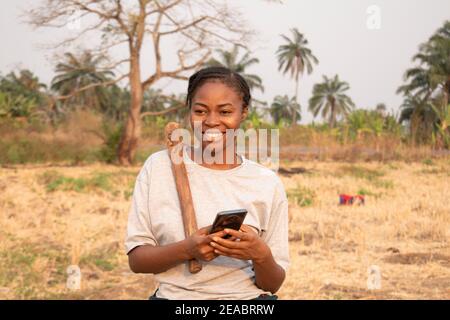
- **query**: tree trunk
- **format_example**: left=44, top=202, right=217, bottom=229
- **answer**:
left=329, top=99, right=336, bottom=128
left=118, top=52, right=143, bottom=166
left=291, top=75, right=299, bottom=126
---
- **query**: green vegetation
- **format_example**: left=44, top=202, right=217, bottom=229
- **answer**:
left=309, top=75, right=355, bottom=128
left=0, top=18, right=448, bottom=165
left=339, top=165, right=394, bottom=190
left=277, top=28, right=319, bottom=126
left=39, top=171, right=112, bottom=193
left=422, top=158, right=435, bottom=166
left=340, top=165, right=385, bottom=181
left=397, top=21, right=450, bottom=148
left=357, top=188, right=381, bottom=198
left=270, top=95, right=301, bottom=126
left=79, top=243, right=119, bottom=272
left=0, top=241, right=70, bottom=299
left=287, top=185, right=316, bottom=207
left=205, top=44, right=264, bottom=93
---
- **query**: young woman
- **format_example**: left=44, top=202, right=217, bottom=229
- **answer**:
left=125, top=67, right=290, bottom=300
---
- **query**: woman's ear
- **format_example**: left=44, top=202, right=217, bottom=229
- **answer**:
left=241, top=106, right=249, bottom=122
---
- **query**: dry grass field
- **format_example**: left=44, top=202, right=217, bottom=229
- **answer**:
left=0, top=158, right=449, bottom=300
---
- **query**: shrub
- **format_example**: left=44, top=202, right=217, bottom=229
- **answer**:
left=287, top=185, right=316, bottom=207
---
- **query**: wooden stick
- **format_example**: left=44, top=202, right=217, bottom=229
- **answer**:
left=165, top=122, right=202, bottom=274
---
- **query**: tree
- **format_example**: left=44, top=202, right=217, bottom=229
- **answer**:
left=431, top=102, right=450, bottom=148
left=375, top=103, right=387, bottom=117
left=277, top=28, right=318, bottom=125
left=308, top=75, right=355, bottom=128
left=51, top=51, right=115, bottom=110
left=205, top=45, right=264, bottom=92
left=399, top=94, right=435, bottom=143
left=397, top=20, right=450, bottom=146
left=0, top=69, right=47, bottom=103
left=140, top=89, right=187, bottom=126
left=102, top=85, right=130, bottom=122
left=0, top=69, right=48, bottom=118
left=270, top=95, right=300, bottom=126
left=27, top=0, right=251, bottom=165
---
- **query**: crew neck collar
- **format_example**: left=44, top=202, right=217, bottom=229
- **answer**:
left=182, top=144, right=246, bottom=174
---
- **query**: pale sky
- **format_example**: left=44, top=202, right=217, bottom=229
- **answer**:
left=0, top=0, right=449, bottom=123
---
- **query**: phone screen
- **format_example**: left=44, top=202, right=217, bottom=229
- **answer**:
left=209, top=209, right=248, bottom=238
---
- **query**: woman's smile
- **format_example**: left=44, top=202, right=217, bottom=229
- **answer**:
left=202, top=129, right=225, bottom=142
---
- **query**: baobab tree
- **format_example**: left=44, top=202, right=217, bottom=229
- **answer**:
left=26, top=0, right=252, bottom=165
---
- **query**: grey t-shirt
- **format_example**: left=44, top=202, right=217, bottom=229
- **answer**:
left=125, top=147, right=290, bottom=300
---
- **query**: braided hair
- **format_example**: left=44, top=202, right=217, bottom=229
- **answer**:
left=186, top=67, right=251, bottom=109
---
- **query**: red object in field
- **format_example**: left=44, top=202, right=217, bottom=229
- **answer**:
left=339, top=194, right=365, bottom=205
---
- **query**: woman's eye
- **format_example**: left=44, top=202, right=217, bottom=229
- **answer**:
left=194, top=110, right=206, bottom=115
left=220, top=110, right=232, bottom=115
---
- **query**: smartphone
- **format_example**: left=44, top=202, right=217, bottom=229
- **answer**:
left=209, top=209, right=248, bottom=239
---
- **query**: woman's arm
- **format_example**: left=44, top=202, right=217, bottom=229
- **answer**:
left=128, top=226, right=226, bottom=274
left=251, top=245, right=286, bottom=294
left=128, top=239, right=191, bottom=274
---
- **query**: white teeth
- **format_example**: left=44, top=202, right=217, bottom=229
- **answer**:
left=203, top=130, right=223, bottom=142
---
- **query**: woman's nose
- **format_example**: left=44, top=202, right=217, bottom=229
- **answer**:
left=204, top=112, right=220, bottom=127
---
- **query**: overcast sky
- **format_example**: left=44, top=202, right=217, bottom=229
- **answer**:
left=1, top=0, right=449, bottom=123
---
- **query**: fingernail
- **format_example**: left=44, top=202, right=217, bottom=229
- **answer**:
left=210, top=242, right=216, bottom=246
left=213, top=237, right=219, bottom=242
left=224, top=229, right=230, bottom=233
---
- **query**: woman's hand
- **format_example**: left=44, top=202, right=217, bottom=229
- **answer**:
left=209, top=224, right=271, bottom=263
left=185, top=225, right=227, bottom=262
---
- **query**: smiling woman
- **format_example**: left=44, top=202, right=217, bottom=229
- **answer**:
left=125, top=67, right=290, bottom=300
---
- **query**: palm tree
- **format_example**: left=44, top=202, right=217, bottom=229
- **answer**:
left=270, top=95, right=301, bottom=126
left=205, top=45, right=264, bottom=92
left=1, top=69, right=47, bottom=102
left=430, top=102, right=450, bottom=148
left=277, top=28, right=318, bottom=125
left=308, top=75, right=355, bottom=128
left=0, top=69, right=49, bottom=119
left=397, top=20, right=450, bottom=146
left=51, top=51, right=115, bottom=110
left=11, top=70, right=47, bottom=92
left=399, top=94, right=436, bottom=144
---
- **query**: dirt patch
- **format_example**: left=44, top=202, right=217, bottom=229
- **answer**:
left=289, top=231, right=315, bottom=246
left=420, top=277, right=450, bottom=298
left=320, top=283, right=397, bottom=300
left=278, top=167, right=309, bottom=177
left=383, top=253, right=450, bottom=267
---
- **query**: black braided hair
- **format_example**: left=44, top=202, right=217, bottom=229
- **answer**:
left=186, top=66, right=251, bottom=109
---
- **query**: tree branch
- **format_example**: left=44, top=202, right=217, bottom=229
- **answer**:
left=54, top=74, right=127, bottom=100
left=140, top=105, right=186, bottom=118
left=141, top=48, right=211, bottom=90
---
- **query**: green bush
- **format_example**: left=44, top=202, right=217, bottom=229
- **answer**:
left=98, top=121, right=123, bottom=163
left=39, top=171, right=112, bottom=193
left=340, top=165, right=385, bottom=181
left=287, top=185, right=316, bottom=207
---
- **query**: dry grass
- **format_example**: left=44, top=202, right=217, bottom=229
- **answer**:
left=0, top=159, right=449, bottom=299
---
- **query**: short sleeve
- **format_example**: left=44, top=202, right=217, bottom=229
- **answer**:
left=124, top=159, right=158, bottom=254
left=261, top=180, right=290, bottom=272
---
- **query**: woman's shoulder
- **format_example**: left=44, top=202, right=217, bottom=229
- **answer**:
left=137, top=149, right=171, bottom=181
left=145, top=149, right=170, bottom=166
left=244, top=157, right=279, bottom=178
left=242, top=158, right=285, bottom=188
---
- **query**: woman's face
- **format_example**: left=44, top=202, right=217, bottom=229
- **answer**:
left=189, top=81, right=248, bottom=153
